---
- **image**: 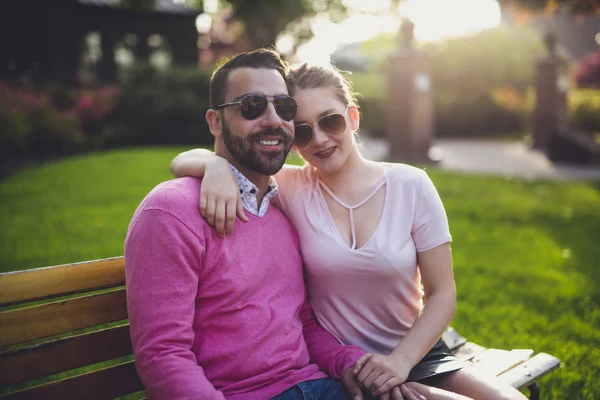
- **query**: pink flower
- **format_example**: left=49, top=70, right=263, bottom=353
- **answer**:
left=77, top=95, right=93, bottom=111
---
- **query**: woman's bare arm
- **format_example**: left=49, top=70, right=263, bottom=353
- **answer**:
left=355, top=243, right=456, bottom=396
left=170, top=149, right=248, bottom=237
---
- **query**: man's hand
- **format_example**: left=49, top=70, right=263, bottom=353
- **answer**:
left=399, top=383, right=427, bottom=400
left=353, top=353, right=413, bottom=397
left=342, top=367, right=363, bottom=400
left=378, top=383, right=428, bottom=400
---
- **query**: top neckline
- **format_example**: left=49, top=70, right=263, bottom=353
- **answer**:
left=318, top=178, right=386, bottom=210
left=316, top=168, right=388, bottom=251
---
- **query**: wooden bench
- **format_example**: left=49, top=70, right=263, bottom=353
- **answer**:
left=0, top=257, right=561, bottom=400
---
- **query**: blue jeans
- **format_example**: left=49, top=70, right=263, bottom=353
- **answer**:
left=271, top=378, right=350, bottom=400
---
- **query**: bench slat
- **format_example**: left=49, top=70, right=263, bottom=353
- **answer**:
left=0, top=289, right=127, bottom=347
left=0, top=324, right=133, bottom=387
left=452, top=341, right=487, bottom=361
left=0, top=360, right=144, bottom=400
left=497, top=352, right=562, bottom=390
left=441, top=327, right=468, bottom=352
left=468, top=348, right=534, bottom=377
left=0, top=257, right=125, bottom=306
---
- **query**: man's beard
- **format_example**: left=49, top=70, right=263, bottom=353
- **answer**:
left=221, top=121, right=293, bottom=176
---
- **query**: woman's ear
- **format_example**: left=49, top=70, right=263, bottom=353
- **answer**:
left=206, top=109, right=222, bottom=138
left=348, top=105, right=360, bottom=132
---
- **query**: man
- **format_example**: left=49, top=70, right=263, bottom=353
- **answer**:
left=125, top=49, right=365, bottom=400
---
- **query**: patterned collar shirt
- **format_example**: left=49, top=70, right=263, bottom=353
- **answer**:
left=230, top=164, right=278, bottom=217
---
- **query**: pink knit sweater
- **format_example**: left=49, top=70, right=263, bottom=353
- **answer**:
left=125, top=177, right=364, bottom=400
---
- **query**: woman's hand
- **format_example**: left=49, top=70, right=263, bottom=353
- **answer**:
left=353, top=353, right=414, bottom=397
left=200, top=157, right=248, bottom=237
left=170, top=149, right=248, bottom=236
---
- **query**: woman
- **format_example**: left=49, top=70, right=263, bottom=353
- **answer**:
left=170, top=63, right=527, bottom=400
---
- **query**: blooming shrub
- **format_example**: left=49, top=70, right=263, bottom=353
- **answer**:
left=574, top=51, right=600, bottom=89
left=76, top=86, right=120, bottom=145
left=0, top=83, right=120, bottom=165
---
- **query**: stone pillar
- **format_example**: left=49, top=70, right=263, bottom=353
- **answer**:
left=385, top=19, right=437, bottom=164
left=99, top=30, right=118, bottom=82
left=532, top=32, right=569, bottom=151
left=171, top=24, right=200, bottom=66
left=137, top=32, right=152, bottom=62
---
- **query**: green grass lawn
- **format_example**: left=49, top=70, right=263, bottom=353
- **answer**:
left=1, top=147, right=599, bottom=399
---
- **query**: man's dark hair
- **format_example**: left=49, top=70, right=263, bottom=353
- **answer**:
left=210, top=48, right=289, bottom=109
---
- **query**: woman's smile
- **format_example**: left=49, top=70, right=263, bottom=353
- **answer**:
left=314, top=146, right=337, bottom=159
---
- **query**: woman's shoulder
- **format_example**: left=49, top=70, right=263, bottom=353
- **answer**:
left=271, top=164, right=316, bottom=214
left=383, top=162, right=428, bottom=186
left=274, top=163, right=316, bottom=190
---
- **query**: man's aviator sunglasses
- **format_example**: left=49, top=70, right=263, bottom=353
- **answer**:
left=216, top=95, right=298, bottom=122
left=293, top=108, right=349, bottom=148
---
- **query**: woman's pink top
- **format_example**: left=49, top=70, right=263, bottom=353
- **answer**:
left=274, top=163, right=452, bottom=355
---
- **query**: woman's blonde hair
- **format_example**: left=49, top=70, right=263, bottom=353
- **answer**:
left=287, top=63, right=360, bottom=110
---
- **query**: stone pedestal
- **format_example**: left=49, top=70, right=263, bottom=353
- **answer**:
left=385, top=19, right=437, bottom=164
left=532, top=32, right=569, bottom=151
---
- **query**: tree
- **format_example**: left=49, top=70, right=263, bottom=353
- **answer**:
left=204, top=0, right=596, bottom=54
left=220, top=0, right=348, bottom=51
left=115, top=0, right=156, bottom=11
left=188, top=0, right=596, bottom=59
left=498, top=0, right=600, bottom=14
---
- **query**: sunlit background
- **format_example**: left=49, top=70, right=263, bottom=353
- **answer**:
left=0, top=1, right=599, bottom=399
left=295, top=0, right=503, bottom=65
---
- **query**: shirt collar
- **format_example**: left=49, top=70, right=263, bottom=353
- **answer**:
left=229, top=164, right=278, bottom=217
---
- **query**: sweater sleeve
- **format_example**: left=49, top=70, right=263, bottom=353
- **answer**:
left=125, top=208, right=225, bottom=400
left=299, top=293, right=365, bottom=379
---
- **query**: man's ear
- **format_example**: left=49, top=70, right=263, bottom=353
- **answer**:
left=206, top=109, right=222, bottom=138
left=348, top=105, right=360, bottom=131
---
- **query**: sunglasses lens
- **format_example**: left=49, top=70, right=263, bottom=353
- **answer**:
left=294, top=125, right=313, bottom=148
left=240, top=95, right=268, bottom=120
left=318, top=113, right=346, bottom=135
left=274, top=96, right=298, bottom=121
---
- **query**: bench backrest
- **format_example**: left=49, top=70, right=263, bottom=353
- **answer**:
left=0, top=257, right=562, bottom=399
left=0, top=257, right=144, bottom=399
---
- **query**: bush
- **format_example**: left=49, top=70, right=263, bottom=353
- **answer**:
left=101, top=65, right=213, bottom=148
left=0, top=107, right=30, bottom=162
left=350, top=27, right=545, bottom=138
left=0, top=83, right=86, bottom=163
left=435, top=91, right=523, bottom=138
left=424, top=26, right=547, bottom=95
left=360, top=26, right=547, bottom=95
left=1, top=66, right=213, bottom=168
left=76, top=86, right=120, bottom=142
left=351, top=72, right=386, bottom=101
left=350, top=73, right=385, bottom=137
left=569, top=89, right=600, bottom=133
left=28, top=106, right=85, bottom=157
left=574, top=51, right=600, bottom=89
left=357, top=97, right=386, bottom=137
left=350, top=74, right=526, bottom=138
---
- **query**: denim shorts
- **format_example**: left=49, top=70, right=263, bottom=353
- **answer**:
left=271, top=378, right=350, bottom=400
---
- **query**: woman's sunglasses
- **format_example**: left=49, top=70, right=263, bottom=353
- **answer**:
left=293, top=109, right=348, bottom=148
left=216, top=94, right=298, bottom=122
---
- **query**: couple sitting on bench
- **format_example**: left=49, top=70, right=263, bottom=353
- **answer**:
left=125, top=48, right=527, bottom=400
